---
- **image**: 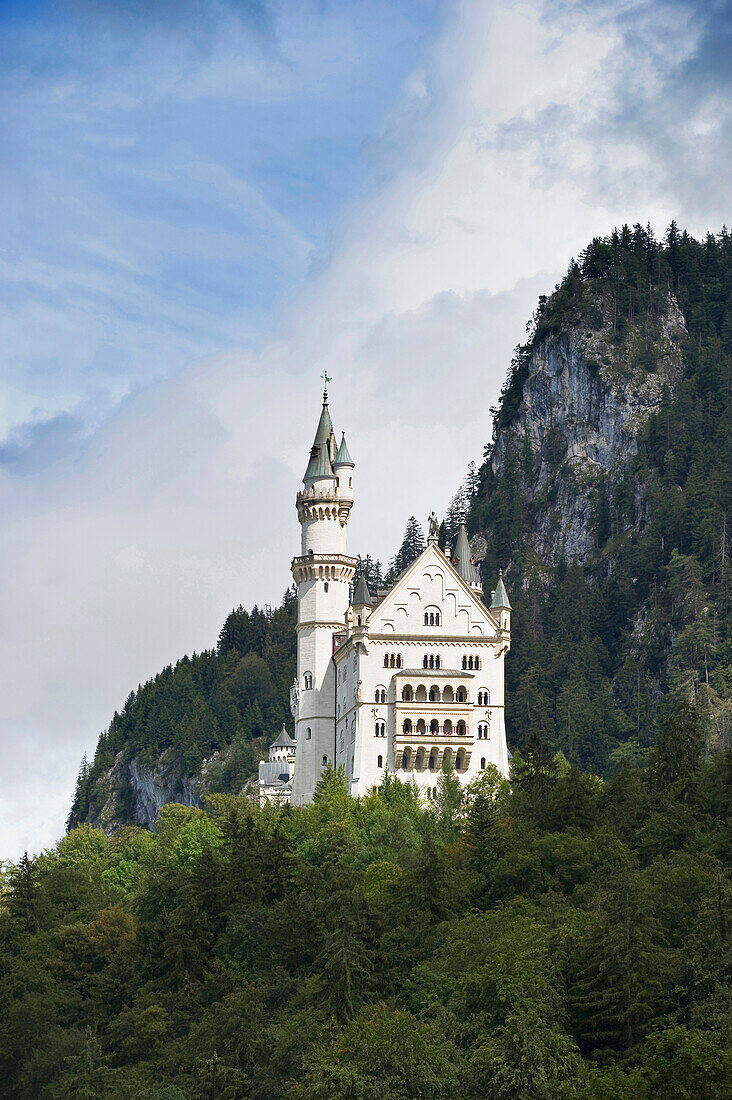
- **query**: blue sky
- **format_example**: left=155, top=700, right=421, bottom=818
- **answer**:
left=0, top=0, right=441, bottom=455
left=0, top=0, right=730, bottom=858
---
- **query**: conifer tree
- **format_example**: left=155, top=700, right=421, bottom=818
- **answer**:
left=386, top=517, right=426, bottom=582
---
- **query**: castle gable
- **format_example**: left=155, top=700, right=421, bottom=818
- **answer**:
left=368, top=544, right=497, bottom=638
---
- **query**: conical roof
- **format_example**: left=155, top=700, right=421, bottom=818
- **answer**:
left=353, top=573, right=371, bottom=606
left=304, top=398, right=335, bottom=481
left=490, top=570, right=511, bottom=610
left=271, top=723, right=296, bottom=749
left=334, top=432, right=354, bottom=467
left=453, top=523, right=480, bottom=585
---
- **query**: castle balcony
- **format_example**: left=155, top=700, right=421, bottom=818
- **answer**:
left=393, top=741, right=473, bottom=775
left=291, top=552, right=357, bottom=583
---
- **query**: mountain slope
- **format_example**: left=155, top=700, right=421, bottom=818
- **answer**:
left=470, top=224, right=732, bottom=771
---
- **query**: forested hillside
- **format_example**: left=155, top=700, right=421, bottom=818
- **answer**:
left=469, top=225, right=732, bottom=773
left=3, top=746, right=731, bottom=1098
left=69, top=594, right=297, bottom=830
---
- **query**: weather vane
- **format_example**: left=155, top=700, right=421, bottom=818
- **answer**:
left=321, top=371, right=332, bottom=400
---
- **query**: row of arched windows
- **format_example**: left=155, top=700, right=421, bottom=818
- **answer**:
left=374, top=722, right=386, bottom=737
left=374, top=688, right=386, bottom=703
left=462, top=655, right=482, bottom=670
left=477, top=690, right=490, bottom=705
left=400, top=747, right=468, bottom=772
left=422, top=654, right=441, bottom=669
left=402, top=718, right=467, bottom=736
left=424, top=611, right=441, bottom=626
left=401, top=684, right=467, bottom=703
left=304, top=672, right=313, bottom=689
left=477, top=724, right=490, bottom=739
left=383, top=653, right=402, bottom=668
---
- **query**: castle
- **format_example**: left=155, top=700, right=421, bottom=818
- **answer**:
left=259, top=386, right=511, bottom=805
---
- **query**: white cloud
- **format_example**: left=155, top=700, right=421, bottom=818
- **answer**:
left=1, top=0, right=729, bottom=859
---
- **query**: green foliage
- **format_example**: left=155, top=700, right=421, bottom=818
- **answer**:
left=2, top=747, right=732, bottom=1097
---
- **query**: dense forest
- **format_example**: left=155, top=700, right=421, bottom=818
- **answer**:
left=3, top=741, right=731, bottom=1098
left=469, top=224, right=732, bottom=773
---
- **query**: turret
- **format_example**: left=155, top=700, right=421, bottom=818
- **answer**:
left=351, top=573, right=372, bottom=629
left=291, top=384, right=357, bottom=804
left=490, top=570, right=512, bottom=642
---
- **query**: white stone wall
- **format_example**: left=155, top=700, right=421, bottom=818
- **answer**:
left=333, top=546, right=510, bottom=799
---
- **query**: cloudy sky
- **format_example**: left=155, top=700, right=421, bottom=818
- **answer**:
left=1, top=0, right=730, bottom=859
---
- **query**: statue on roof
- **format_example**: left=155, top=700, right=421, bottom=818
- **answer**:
left=428, top=511, right=439, bottom=540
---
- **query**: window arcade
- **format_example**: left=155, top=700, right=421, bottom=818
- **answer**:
left=461, top=654, right=482, bottom=670
left=383, top=653, right=402, bottom=668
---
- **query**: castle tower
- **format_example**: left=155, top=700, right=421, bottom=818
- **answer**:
left=290, top=385, right=356, bottom=804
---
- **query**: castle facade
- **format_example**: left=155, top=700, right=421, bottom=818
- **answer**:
left=260, top=387, right=511, bottom=804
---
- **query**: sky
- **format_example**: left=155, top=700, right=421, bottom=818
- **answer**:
left=1, top=0, right=730, bottom=860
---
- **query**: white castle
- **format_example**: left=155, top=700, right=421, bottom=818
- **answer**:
left=259, top=385, right=511, bottom=805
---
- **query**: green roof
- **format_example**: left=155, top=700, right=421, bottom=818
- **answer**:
left=453, top=524, right=480, bottom=585
left=490, top=571, right=511, bottom=610
left=304, top=398, right=335, bottom=481
left=334, top=432, right=354, bottom=466
left=353, top=573, right=371, bottom=606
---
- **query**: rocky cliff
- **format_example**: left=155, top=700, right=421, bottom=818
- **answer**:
left=490, top=293, right=686, bottom=564
left=471, top=225, right=731, bottom=769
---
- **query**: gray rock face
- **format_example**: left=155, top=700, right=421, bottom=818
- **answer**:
left=491, top=295, right=686, bottom=564
left=126, top=756, right=201, bottom=831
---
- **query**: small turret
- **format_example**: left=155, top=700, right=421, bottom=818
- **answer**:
left=334, top=432, right=354, bottom=468
left=490, top=569, right=511, bottom=641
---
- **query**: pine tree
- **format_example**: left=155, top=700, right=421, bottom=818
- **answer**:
left=386, top=517, right=426, bottom=582
left=7, top=852, right=38, bottom=933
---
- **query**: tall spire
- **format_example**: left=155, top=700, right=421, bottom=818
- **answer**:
left=453, top=523, right=480, bottom=586
left=304, top=386, right=335, bottom=482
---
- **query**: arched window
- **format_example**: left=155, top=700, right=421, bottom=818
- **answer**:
left=468, top=656, right=473, bottom=670
left=456, top=720, right=466, bottom=737
left=481, top=757, right=486, bottom=770
left=322, top=755, right=328, bottom=766
left=429, top=751, right=437, bottom=771
left=456, top=749, right=465, bottom=771
left=443, top=719, right=452, bottom=735
left=324, top=582, right=329, bottom=593
left=384, top=655, right=389, bottom=668
left=456, top=687, right=466, bottom=703
left=306, top=728, right=312, bottom=740
left=396, top=654, right=402, bottom=668
left=403, top=718, right=412, bottom=734
left=429, top=655, right=434, bottom=669
left=436, top=655, right=441, bottom=669
left=475, top=656, right=481, bottom=670
left=423, top=655, right=429, bottom=668
left=402, top=685, right=413, bottom=702
left=416, top=718, right=426, bottom=734
left=424, top=612, right=429, bottom=626
left=304, top=672, right=313, bottom=690
left=401, top=753, right=408, bottom=769
left=430, top=718, right=439, bottom=734
left=428, top=686, right=438, bottom=702
left=462, top=656, right=467, bottom=670
left=377, top=755, right=383, bottom=768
